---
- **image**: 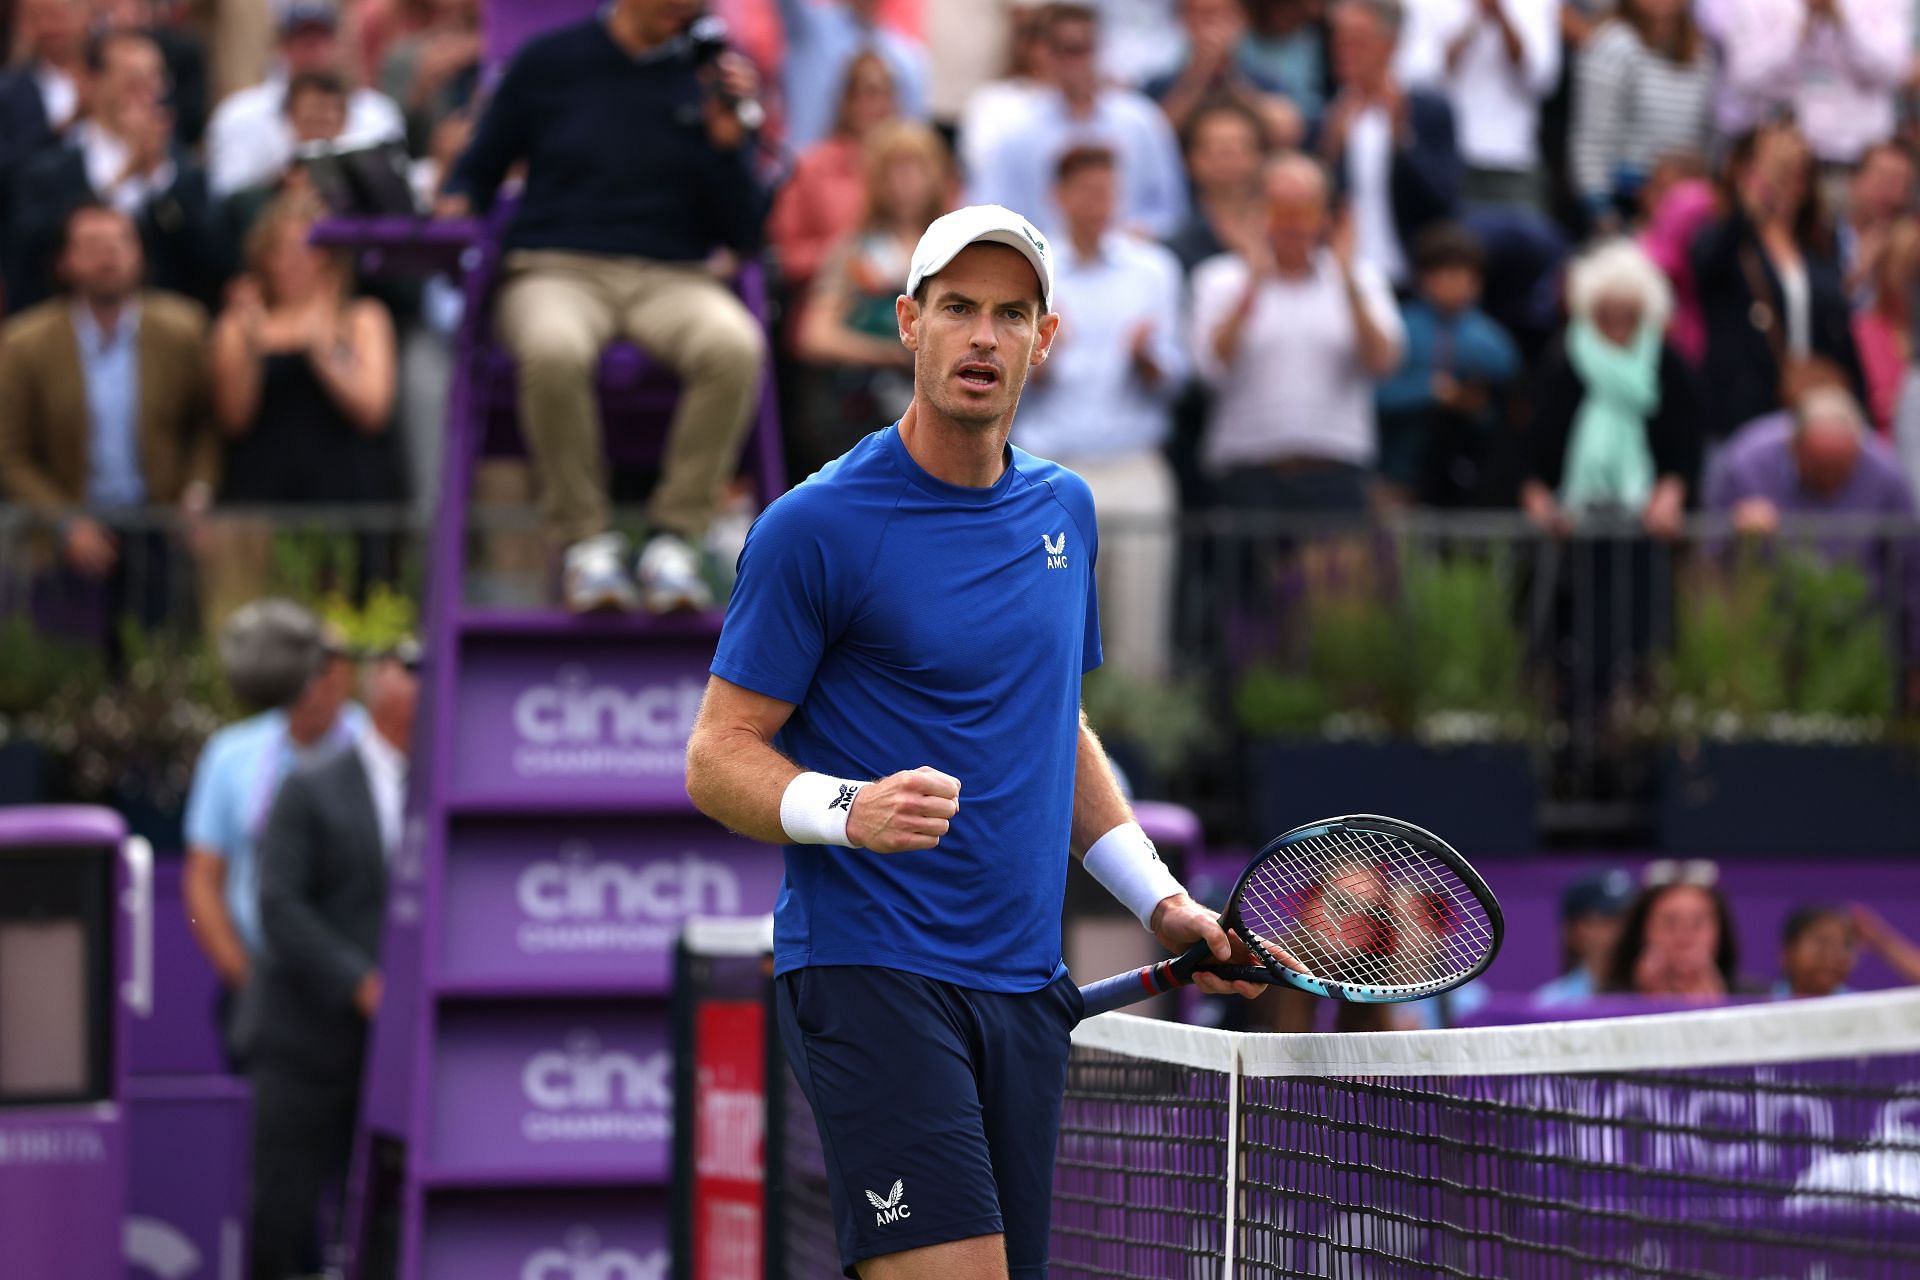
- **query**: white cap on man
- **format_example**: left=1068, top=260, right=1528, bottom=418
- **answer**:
left=905, top=204, right=1055, bottom=314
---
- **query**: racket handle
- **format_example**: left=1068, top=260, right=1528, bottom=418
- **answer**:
left=1076, top=941, right=1215, bottom=1019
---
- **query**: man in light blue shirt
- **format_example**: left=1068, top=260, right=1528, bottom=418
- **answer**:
left=1012, top=144, right=1187, bottom=680
left=75, top=298, right=143, bottom=508
left=183, top=600, right=364, bottom=1063
left=777, top=0, right=928, bottom=150
left=970, top=4, right=1190, bottom=241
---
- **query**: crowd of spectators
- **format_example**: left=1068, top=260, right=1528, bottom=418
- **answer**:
left=0, top=0, right=1918, bottom=645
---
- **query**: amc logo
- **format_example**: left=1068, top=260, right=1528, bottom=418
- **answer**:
left=512, top=666, right=701, bottom=747
left=517, top=845, right=742, bottom=922
left=521, top=1228, right=667, bottom=1280
left=522, top=1032, right=671, bottom=1112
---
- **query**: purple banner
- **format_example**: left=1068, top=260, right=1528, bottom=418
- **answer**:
left=450, top=640, right=710, bottom=810
left=439, top=819, right=782, bottom=992
left=126, top=1077, right=249, bottom=1280
left=128, top=857, right=228, bottom=1078
left=421, top=1191, right=668, bottom=1280
left=428, top=1003, right=671, bottom=1180
left=0, top=1108, right=124, bottom=1280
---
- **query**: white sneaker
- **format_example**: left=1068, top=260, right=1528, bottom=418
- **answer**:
left=636, top=532, right=714, bottom=614
left=562, top=532, right=640, bottom=613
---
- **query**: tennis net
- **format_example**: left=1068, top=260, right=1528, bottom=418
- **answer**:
left=1054, top=990, right=1920, bottom=1279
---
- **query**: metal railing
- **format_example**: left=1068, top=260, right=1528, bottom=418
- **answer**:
left=3, top=503, right=1914, bottom=844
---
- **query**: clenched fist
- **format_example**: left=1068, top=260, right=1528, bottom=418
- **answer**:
left=847, top=766, right=961, bottom=853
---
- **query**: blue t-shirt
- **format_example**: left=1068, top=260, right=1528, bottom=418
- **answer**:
left=183, top=705, right=365, bottom=952
left=710, top=424, right=1102, bottom=992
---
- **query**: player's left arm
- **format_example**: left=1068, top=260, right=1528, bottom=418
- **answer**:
left=1070, top=713, right=1262, bottom=998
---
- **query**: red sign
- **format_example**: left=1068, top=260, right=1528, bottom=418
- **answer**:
left=692, top=1000, right=765, bottom=1280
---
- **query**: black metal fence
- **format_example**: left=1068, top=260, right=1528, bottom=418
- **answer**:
left=2, top=504, right=1914, bottom=846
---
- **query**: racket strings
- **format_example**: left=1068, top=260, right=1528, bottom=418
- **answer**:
left=1234, top=827, right=1494, bottom=995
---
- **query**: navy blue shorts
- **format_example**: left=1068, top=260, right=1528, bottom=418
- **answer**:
left=775, top=965, right=1082, bottom=1278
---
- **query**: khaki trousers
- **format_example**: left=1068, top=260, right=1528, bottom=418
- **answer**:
left=494, top=250, right=766, bottom=545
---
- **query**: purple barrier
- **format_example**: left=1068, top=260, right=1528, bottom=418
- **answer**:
left=1188, top=850, right=1920, bottom=998
left=426, top=1003, right=670, bottom=1183
left=421, top=1191, right=669, bottom=1280
left=126, top=1076, right=250, bottom=1280
left=0, top=806, right=129, bottom=1279
left=0, top=1108, right=125, bottom=1278
left=447, top=639, right=709, bottom=810
left=128, top=857, right=228, bottom=1077
left=438, top=818, right=782, bottom=994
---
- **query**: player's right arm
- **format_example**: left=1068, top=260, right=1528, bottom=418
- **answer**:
left=182, top=848, right=249, bottom=987
left=686, top=675, right=962, bottom=854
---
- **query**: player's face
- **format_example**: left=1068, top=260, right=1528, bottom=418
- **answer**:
left=899, top=243, right=1059, bottom=429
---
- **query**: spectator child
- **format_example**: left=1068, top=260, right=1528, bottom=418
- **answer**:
left=1534, top=867, right=1634, bottom=1005
left=1776, top=903, right=1859, bottom=998
left=1374, top=222, right=1519, bottom=505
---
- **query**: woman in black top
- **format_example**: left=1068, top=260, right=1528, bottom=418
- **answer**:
left=1692, top=123, right=1864, bottom=441
left=210, top=193, right=402, bottom=505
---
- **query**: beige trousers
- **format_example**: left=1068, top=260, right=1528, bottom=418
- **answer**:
left=1075, top=448, right=1179, bottom=682
left=494, top=250, right=766, bottom=546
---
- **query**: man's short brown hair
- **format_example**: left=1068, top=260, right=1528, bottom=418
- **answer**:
left=1054, top=143, right=1116, bottom=186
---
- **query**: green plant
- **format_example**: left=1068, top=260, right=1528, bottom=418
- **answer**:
left=1664, top=549, right=1897, bottom=736
left=318, top=581, right=420, bottom=655
left=1233, top=546, right=1535, bottom=741
left=1404, top=552, right=1529, bottom=726
left=1081, top=667, right=1218, bottom=779
left=34, top=621, right=237, bottom=811
left=0, top=613, right=101, bottom=724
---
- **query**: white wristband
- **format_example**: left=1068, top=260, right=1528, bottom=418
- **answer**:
left=780, top=771, right=866, bottom=847
left=1083, top=821, right=1186, bottom=930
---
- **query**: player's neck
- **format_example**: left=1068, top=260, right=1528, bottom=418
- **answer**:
left=898, top=399, right=1010, bottom=489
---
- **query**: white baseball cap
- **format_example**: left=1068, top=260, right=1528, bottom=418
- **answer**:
left=906, top=204, right=1054, bottom=313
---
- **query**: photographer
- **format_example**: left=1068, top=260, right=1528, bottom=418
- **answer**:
left=437, top=0, right=768, bottom=615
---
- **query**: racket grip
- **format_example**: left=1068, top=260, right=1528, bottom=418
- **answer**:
left=1075, top=942, right=1215, bottom=1020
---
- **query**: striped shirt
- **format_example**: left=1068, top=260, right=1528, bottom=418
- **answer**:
left=1570, top=23, right=1715, bottom=202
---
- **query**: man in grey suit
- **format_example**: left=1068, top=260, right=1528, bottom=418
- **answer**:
left=241, top=641, right=419, bottom=1280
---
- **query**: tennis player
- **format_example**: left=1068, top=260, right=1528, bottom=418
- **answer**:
left=686, top=204, right=1261, bottom=1280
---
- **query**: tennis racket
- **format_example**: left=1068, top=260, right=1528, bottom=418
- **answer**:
left=1077, top=813, right=1504, bottom=1019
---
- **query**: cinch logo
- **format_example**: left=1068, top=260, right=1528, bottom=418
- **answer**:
left=515, top=845, right=744, bottom=954
left=866, top=1178, right=912, bottom=1226
left=509, top=666, right=702, bottom=779
left=1042, top=531, right=1068, bottom=570
left=520, top=1032, right=670, bottom=1145
left=520, top=1228, right=668, bottom=1280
